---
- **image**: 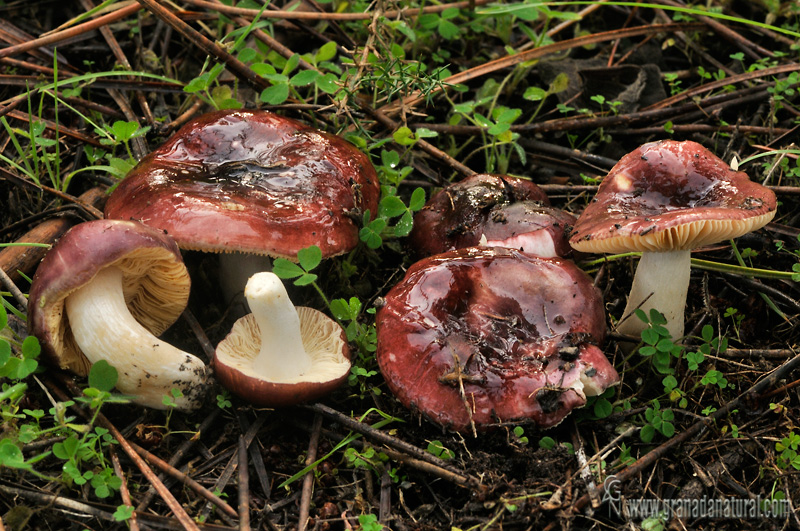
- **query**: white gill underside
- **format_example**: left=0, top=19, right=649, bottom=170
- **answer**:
left=65, top=266, right=207, bottom=410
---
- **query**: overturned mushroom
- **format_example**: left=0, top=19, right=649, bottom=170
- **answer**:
left=28, top=219, right=209, bottom=410
left=214, top=272, right=351, bottom=407
left=570, top=140, right=777, bottom=340
left=376, top=247, right=618, bottom=432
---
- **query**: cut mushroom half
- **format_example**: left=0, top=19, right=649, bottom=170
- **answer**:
left=28, top=219, right=210, bottom=410
left=214, top=272, right=351, bottom=407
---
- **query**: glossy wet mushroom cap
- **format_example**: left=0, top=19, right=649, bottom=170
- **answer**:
left=569, top=139, right=777, bottom=339
left=104, top=109, right=380, bottom=261
left=408, top=174, right=569, bottom=257
left=28, top=219, right=209, bottom=410
left=376, top=247, right=618, bottom=432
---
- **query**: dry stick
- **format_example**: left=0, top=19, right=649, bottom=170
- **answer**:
left=305, top=403, right=486, bottom=491
left=0, top=483, right=118, bottom=522
left=0, top=188, right=106, bottom=282
left=203, top=0, right=317, bottom=72
left=361, top=104, right=475, bottom=179
left=136, top=408, right=224, bottom=511
left=298, top=414, right=324, bottom=531
left=44, top=375, right=202, bottom=531
left=568, top=350, right=800, bottom=515
left=0, top=2, right=141, bottom=59
left=381, top=22, right=704, bottom=116
left=78, top=0, right=150, bottom=158
left=110, top=446, right=141, bottom=531
left=0, top=267, right=27, bottom=309
left=379, top=469, right=392, bottom=524
left=129, top=441, right=239, bottom=520
left=655, top=0, right=775, bottom=60
left=238, top=436, right=251, bottom=531
left=0, top=169, right=105, bottom=219
left=183, top=0, right=493, bottom=20
left=135, top=0, right=269, bottom=93
left=5, top=108, right=104, bottom=147
left=645, top=63, right=800, bottom=111
left=236, top=412, right=272, bottom=501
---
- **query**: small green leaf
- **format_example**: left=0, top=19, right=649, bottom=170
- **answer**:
left=408, top=188, right=426, bottom=211
left=290, top=69, right=319, bottom=87
left=392, top=126, right=416, bottom=146
left=88, top=360, right=118, bottom=392
left=315, top=41, right=337, bottom=63
left=297, top=245, right=322, bottom=271
left=272, top=259, right=306, bottom=279
left=315, top=73, right=339, bottom=93
left=379, top=195, right=408, bottom=218
left=260, top=83, right=289, bottom=105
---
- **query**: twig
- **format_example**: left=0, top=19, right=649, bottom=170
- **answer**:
left=110, top=446, right=140, bottom=531
left=182, top=0, right=493, bottom=20
left=298, top=413, right=323, bottom=531
left=305, top=403, right=486, bottom=491
left=238, top=436, right=251, bottom=531
left=0, top=3, right=141, bottom=59
left=130, top=441, right=239, bottom=520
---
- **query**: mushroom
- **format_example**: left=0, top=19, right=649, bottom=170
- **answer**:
left=104, top=109, right=380, bottom=305
left=213, top=272, right=351, bottom=407
left=408, top=173, right=576, bottom=258
left=28, top=219, right=210, bottom=410
left=569, top=140, right=777, bottom=340
left=376, top=247, right=618, bottom=432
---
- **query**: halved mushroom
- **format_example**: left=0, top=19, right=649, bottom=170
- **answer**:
left=570, top=140, right=777, bottom=340
left=214, top=272, right=351, bottom=407
left=376, top=247, right=618, bottom=432
left=28, top=219, right=210, bottom=410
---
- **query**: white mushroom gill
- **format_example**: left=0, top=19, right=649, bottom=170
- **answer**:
left=64, top=266, right=208, bottom=410
left=216, top=272, right=351, bottom=385
left=616, top=250, right=691, bottom=341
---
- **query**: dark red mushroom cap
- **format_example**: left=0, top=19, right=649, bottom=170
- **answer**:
left=376, top=247, right=618, bottom=432
left=105, top=109, right=380, bottom=260
left=28, top=219, right=190, bottom=376
left=407, top=174, right=557, bottom=257
left=570, top=140, right=777, bottom=254
left=479, top=202, right=578, bottom=258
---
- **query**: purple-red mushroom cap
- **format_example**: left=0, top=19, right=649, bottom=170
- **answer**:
left=408, top=174, right=579, bottom=258
left=28, top=219, right=210, bottom=410
left=104, top=109, right=380, bottom=261
left=214, top=272, right=351, bottom=407
left=569, top=140, right=777, bottom=339
left=376, top=247, right=618, bottom=433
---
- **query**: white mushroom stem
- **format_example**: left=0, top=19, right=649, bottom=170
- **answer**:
left=616, top=250, right=691, bottom=341
left=245, top=272, right=314, bottom=381
left=65, top=266, right=207, bottom=410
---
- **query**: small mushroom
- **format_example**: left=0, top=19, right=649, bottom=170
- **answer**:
left=570, top=140, right=777, bottom=340
left=408, top=174, right=576, bottom=258
left=214, top=272, right=351, bottom=407
left=376, top=247, right=618, bottom=432
left=104, top=109, right=380, bottom=305
left=28, top=219, right=210, bottom=410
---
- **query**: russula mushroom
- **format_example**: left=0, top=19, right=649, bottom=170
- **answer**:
left=104, top=109, right=380, bottom=305
left=214, top=272, right=351, bottom=407
left=376, top=247, right=618, bottom=432
left=408, top=173, right=576, bottom=258
left=28, top=219, right=209, bottom=410
left=570, top=140, right=777, bottom=340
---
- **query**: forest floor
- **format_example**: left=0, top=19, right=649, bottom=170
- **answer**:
left=1, top=1, right=800, bottom=530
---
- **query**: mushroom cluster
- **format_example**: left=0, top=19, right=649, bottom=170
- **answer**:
left=30, top=110, right=376, bottom=409
left=569, top=140, right=777, bottom=340
left=376, top=174, right=619, bottom=432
